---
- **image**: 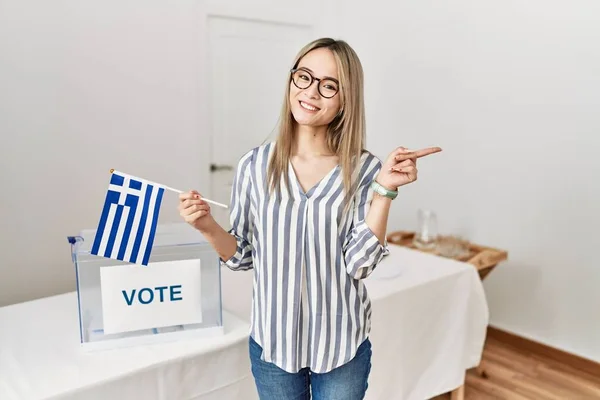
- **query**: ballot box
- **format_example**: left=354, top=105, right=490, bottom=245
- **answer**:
left=67, top=222, right=223, bottom=350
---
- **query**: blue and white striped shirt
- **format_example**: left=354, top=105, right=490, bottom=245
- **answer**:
left=221, top=142, right=389, bottom=374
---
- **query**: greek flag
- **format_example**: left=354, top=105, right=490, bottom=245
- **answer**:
left=91, top=170, right=164, bottom=266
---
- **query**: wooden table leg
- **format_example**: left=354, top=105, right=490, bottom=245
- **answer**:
left=474, top=365, right=488, bottom=378
left=450, top=384, right=465, bottom=400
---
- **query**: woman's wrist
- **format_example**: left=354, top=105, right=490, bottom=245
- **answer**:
left=378, top=181, right=397, bottom=192
left=374, top=173, right=397, bottom=192
left=371, top=178, right=398, bottom=201
left=366, top=185, right=393, bottom=245
left=197, top=215, right=220, bottom=236
left=372, top=191, right=394, bottom=204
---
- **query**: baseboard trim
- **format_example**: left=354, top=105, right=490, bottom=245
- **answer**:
left=486, top=325, right=600, bottom=376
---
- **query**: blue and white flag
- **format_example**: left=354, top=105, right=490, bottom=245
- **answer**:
left=91, top=170, right=165, bottom=266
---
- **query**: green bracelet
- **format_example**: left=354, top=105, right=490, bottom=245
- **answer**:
left=370, top=180, right=398, bottom=200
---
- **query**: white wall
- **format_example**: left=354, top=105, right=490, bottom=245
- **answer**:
left=0, top=1, right=212, bottom=306
left=1, top=0, right=599, bottom=364
left=0, top=0, right=331, bottom=307
left=336, top=1, right=600, bottom=362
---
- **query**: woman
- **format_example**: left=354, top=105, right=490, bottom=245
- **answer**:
left=179, top=38, right=441, bottom=399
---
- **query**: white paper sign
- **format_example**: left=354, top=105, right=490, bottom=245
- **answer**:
left=100, top=259, right=202, bottom=334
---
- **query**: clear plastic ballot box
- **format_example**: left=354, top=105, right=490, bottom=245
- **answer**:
left=67, top=222, right=223, bottom=350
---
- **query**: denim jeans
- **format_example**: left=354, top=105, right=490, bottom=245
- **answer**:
left=248, top=336, right=372, bottom=400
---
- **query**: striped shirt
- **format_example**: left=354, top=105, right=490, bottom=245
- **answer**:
left=220, top=142, right=389, bottom=374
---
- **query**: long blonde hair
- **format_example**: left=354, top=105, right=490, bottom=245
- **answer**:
left=267, top=38, right=367, bottom=208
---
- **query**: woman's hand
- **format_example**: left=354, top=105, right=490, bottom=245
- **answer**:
left=376, top=146, right=442, bottom=191
left=178, top=190, right=216, bottom=233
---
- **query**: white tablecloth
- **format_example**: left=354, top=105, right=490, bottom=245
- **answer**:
left=365, top=246, right=488, bottom=400
left=1, top=245, right=488, bottom=400
left=0, top=295, right=256, bottom=400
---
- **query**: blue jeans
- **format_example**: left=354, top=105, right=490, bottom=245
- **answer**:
left=248, top=336, right=372, bottom=400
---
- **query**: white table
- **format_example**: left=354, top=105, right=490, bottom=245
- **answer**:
left=1, top=245, right=487, bottom=400
left=0, top=295, right=256, bottom=400
left=364, top=245, right=488, bottom=400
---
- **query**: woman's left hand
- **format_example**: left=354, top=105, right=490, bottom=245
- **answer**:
left=376, top=146, right=442, bottom=191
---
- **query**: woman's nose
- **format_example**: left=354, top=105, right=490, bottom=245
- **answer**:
left=304, top=81, right=320, bottom=98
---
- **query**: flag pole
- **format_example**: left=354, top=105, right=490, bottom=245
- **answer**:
left=110, top=169, right=229, bottom=209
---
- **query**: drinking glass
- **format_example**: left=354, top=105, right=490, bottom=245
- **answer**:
left=413, top=209, right=438, bottom=249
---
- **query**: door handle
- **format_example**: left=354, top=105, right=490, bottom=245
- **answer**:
left=210, top=163, right=234, bottom=172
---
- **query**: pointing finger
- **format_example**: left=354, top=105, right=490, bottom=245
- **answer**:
left=395, top=147, right=442, bottom=161
left=414, top=146, right=442, bottom=158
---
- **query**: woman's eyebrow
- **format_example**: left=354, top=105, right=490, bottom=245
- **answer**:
left=299, top=66, right=339, bottom=83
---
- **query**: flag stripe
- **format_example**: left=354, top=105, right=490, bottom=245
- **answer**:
left=91, top=190, right=120, bottom=255
left=137, top=185, right=158, bottom=264
left=142, top=187, right=163, bottom=265
left=97, top=205, right=116, bottom=257
left=104, top=204, right=124, bottom=258
left=124, top=187, right=145, bottom=262
left=130, top=184, right=153, bottom=264
left=111, top=206, right=129, bottom=259
left=117, top=194, right=139, bottom=259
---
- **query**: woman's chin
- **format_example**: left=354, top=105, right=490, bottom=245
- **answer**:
left=291, top=113, right=314, bottom=126
left=291, top=111, right=332, bottom=127
left=294, top=117, right=317, bottom=126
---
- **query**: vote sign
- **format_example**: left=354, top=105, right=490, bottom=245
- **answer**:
left=100, top=259, right=203, bottom=334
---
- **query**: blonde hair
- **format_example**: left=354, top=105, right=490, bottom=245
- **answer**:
left=267, top=38, right=366, bottom=208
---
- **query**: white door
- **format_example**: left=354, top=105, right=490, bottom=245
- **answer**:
left=204, top=5, right=315, bottom=229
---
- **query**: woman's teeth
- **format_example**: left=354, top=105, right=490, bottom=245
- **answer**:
left=300, top=101, right=318, bottom=111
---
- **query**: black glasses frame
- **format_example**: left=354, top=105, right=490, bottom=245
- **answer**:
left=290, top=68, right=339, bottom=99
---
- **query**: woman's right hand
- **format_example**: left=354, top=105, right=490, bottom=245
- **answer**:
left=178, top=190, right=215, bottom=233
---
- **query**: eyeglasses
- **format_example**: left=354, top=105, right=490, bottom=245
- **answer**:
left=290, top=68, right=339, bottom=99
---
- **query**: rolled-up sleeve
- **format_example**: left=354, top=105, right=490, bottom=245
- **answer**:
left=343, top=158, right=390, bottom=280
left=220, top=151, right=254, bottom=271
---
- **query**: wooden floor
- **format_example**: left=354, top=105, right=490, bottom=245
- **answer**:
left=432, top=335, right=600, bottom=400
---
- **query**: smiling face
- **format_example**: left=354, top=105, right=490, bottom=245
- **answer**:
left=289, top=47, right=341, bottom=128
